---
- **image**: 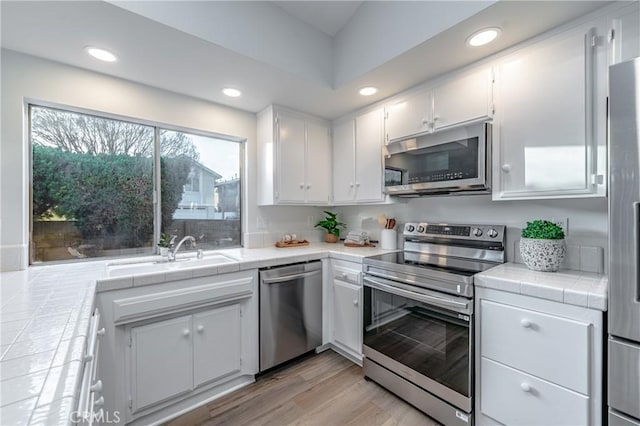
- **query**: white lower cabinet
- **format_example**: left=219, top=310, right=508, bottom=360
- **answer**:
left=131, top=316, right=193, bottom=412
left=475, top=287, right=603, bottom=426
left=328, top=259, right=363, bottom=363
left=96, top=269, right=258, bottom=425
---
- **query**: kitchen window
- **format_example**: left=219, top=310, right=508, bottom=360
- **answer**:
left=29, top=104, right=243, bottom=264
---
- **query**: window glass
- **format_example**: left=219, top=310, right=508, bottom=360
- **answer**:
left=30, top=105, right=243, bottom=263
left=160, top=130, right=241, bottom=251
left=31, top=105, right=154, bottom=262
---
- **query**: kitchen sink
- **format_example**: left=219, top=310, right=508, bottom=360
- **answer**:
left=106, top=253, right=238, bottom=277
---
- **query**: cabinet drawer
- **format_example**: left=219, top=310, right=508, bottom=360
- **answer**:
left=481, top=357, right=589, bottom=426
left=332, top=265, right=361, bottom=286
left=480, top=300, right=590, bottom=394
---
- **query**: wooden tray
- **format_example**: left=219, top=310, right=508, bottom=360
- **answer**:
left=344, top=242, right=376, bottom=248
left=275, top=240, right=310, bottom=248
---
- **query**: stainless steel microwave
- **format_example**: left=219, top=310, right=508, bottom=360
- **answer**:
left=383, top=122, right=491, bottom=196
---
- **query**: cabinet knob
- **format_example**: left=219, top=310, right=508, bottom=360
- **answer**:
left=197, top=325, right=204, bottom=333
left=501, top=164, right=512, bottom=173
left=307, top=184, right=311, bottom=189
left=421, top=118, right=430, bottom=125
left=520, top=319, right=532, bottom=328
left=94, top=396, right=105, bottom=407
left=350, top=182, right=354, bottom=188
left=353, top=300, right=359, bottom=306
left=356, top=182, right=360, bottom=187
left=83, top=354, right=93, bottom=363
left=520, top=382, right=532, bottom=393
left=182, top=329, right=190, bottom=337
left=433, top=115, right=440, bottom=122
left=342, top=272, right=348, bottom=279
left=97, top=328, right=106, bottom=337
left=299, top=183, right=304, bottom=189
left=90, top=380, right=103, bottom=393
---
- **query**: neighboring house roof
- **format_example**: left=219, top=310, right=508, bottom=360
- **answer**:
left=177, top=155, right=222, bottom=181
left=215, top=178, right=240, bottom=188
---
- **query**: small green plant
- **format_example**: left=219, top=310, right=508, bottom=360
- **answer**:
left=521, top=220, right=565, bottom=240
left=314, top=211, right=346, bottom=237
left=158, top=233, right=175, bottom=248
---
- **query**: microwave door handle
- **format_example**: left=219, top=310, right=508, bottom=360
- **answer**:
left=363, top=276, right=470, bottom=314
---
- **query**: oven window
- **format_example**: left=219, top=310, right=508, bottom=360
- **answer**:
left=363, top=286, right=470, bottom=397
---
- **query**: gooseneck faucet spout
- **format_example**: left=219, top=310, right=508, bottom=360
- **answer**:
left=169, top=236, right=196, bottom=261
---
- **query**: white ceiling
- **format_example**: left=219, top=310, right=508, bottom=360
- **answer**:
left=0, top=1, right=611, bottom=120
left=273, top=1, right=363, bottom=36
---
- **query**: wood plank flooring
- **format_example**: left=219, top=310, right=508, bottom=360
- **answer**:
left=167, top=350, right=440, bottom=426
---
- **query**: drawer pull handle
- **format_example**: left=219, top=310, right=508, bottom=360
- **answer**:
left=520, top=382, right=532, bottom=392
left=94, top=396, right=105, bottom=407
left=520, top=319, right=532, bottom=328
left=90, top=380, right=103, bottom=392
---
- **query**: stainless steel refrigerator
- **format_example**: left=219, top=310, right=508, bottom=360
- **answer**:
left=609, top=56, right=640, bottom=426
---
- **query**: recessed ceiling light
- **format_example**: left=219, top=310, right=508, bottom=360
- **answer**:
left=467, top=28, right=501, bottom=47
left=85, top=46, right=117, bottom=62
left=222, top=88, right=242, bottom=98
left=359, top=87, right=378, bottom=96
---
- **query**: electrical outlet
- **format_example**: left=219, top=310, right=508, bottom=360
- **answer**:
left=550, top=217, right=569, bottom=236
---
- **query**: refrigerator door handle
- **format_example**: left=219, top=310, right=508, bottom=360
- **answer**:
left=635, top=202, right=640, bottom=303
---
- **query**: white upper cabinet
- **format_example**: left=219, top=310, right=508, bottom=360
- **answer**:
left=332, top=108, right=384, bottom=204
left=257, top=106, right=331, bottom=205
left=385, top=90, right=431, bottom=143
left=609, top=2, right=640, bottom=65
left=385, top=67, right=494, bottom=143
left=492, top=22, right=607, bottom=200
left=432, top=67, right=494, bottom=131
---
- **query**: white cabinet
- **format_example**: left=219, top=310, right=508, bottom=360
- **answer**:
left=492, top=23, right=607, bottom=200
left=257, top=105, right=331, bottom=205
left=475, top=287, right=603, bottom=426
left=385, top=67, right=493, bottom=142
left=193, top=305, right=241, bottom=388
left=328, top=259, right=363, bottom=363
left=332, top=108, right=384, bottom=204
left=609, top=2, right=640, bottom=65
left=131, top=315, right=193, bottom=412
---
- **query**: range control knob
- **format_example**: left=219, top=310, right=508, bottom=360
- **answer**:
left=406, top=224, right=415, bottom=232
left=487, top=228, right=499, bottom=238
left=417, top=225, right=426, bottom=233
left=471, top=228, right=483, bottom=237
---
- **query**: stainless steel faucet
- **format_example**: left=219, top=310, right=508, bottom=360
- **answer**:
left=168, top=236, right=196, bottom=261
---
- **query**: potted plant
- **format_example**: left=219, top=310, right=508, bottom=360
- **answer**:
left=314, top=211, right=346, bottom=243
left=519, top=220, right=566, bottom=272
left=158, top=233, right=174, bottom=257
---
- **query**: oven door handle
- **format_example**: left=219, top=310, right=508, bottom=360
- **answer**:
left=363, top=276, right=471, bottom=314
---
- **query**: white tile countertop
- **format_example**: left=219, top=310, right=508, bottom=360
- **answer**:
left=0, top=243, right=392, bottom=425
left=475, top=263, right=608, bottom=311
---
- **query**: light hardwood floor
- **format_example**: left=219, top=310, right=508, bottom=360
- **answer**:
left=167, top=350, right=440, bottom=426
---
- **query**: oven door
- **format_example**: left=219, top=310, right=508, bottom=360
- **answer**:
left=384, top=122, right=490, bottom=195
left=363, top=274, right=473, bottom=412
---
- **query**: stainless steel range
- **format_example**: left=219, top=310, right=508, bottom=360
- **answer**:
left=362, top=222, right=506, bottom=426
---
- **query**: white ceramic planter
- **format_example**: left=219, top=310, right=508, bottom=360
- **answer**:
left=519, top=238, right=566, bottom=272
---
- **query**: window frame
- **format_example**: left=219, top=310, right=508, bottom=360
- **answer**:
left=27, top=99, right=245, bottom=265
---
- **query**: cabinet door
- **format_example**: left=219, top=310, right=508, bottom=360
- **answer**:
left=193, top=304, right=242, bottom=388
left=130, top=315, right=193, bottom=412
left=611, top=3, right=640, bottom=65
left=277, top=112, right=306, bottom=203
left=332, top=279, right=362, bottom=356
left=305, top=121, right=331, bottom=204
left=332, top=119, right=356, bottom=203
left=385, top=91, right=431, bottom=142
left=432, top=67, right=493, bottom=131
left=494, top=26, right=602, bottom=200
left=355, top=109, right=384, bottom=202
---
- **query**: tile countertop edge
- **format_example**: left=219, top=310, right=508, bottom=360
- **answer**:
left=475, top=263, right=608, bottom=311
left=0, top=243, right=392, bottom=425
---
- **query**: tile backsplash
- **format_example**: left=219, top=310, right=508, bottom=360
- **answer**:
left=513, top=239, right=604, bottom=274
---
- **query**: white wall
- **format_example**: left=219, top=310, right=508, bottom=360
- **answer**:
left=0, top=49, right=322, bottom=271
left=336, top=195, right=608, bottom=267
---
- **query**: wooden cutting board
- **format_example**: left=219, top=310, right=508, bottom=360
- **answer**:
left=275, top=240, right=310, bottom=248
left=344, top=242, right=376, bottom=248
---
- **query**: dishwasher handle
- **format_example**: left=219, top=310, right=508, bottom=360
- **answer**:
left=261, top=269, right=321, bottom=284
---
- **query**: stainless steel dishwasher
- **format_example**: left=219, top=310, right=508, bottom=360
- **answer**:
left=259, top=261, right=323, bottom=372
